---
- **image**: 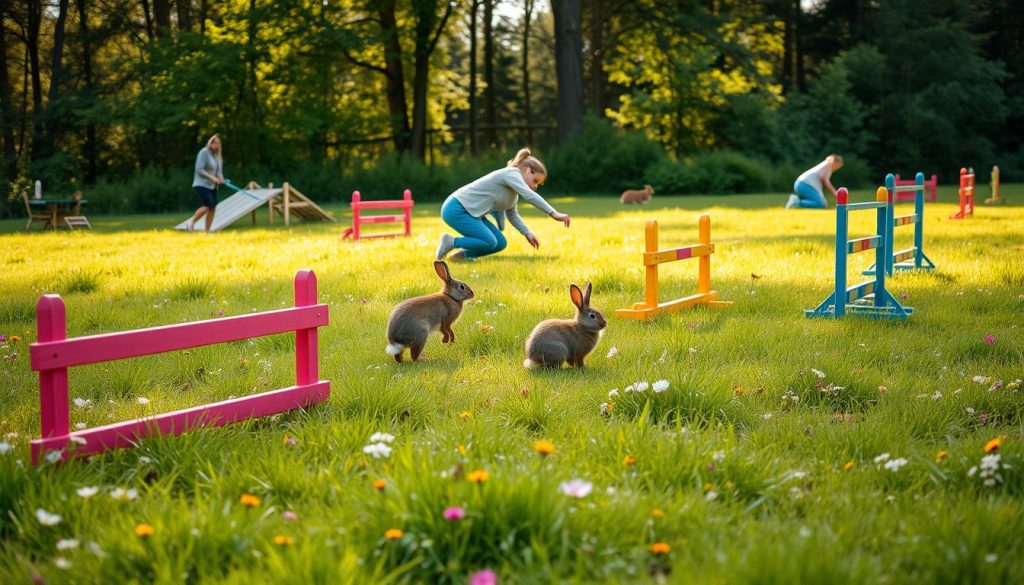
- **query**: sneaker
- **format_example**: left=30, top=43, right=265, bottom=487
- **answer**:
left=435, top=233, right=456, bottom=260
left=784, top=194, right=799, bottom=209
left=185, top=219, right=195, bottom=232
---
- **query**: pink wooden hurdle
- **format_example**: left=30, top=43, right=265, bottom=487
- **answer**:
left=28, top=270, right=330, bottom=465
left=341, top=189, right=414, bottom=240
left=893, top=173, right=937, bottom=202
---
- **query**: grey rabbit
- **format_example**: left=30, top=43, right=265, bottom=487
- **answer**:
left=386, top=261, right=474, bottom=362
left=524, top=283, right=607, bottom=368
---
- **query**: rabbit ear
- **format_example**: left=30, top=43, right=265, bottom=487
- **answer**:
left=434, top=261, right=451, bottom=283
left=583, top=282, right=592, bottom=306
left=569, top=284, right=583, bottom=310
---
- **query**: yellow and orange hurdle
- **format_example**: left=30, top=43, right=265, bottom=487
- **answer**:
left=616, top=215, right=732, bottom=321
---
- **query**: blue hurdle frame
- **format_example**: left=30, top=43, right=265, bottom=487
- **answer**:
left=864, top=172, right=936, bottom=276
left=806, top=187, right=913, bottom=320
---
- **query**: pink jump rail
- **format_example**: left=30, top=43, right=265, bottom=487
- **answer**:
left=28, top=270, right=330, bottom=465
left=341, top=189, right=414, bottom=240
left=893, top=173, right=937, bottom=202
left=949, top=167, right=975, bottom=220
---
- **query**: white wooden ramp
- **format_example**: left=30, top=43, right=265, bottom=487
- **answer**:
left=176, top=187, right=282, bottom=233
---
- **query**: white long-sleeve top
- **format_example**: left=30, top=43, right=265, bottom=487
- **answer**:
left=450, top=168, right=557, bottom=236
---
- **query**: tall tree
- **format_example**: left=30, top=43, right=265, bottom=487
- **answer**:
left=25, top=0, right=43, bottom=162
left=522, top=0, right=535, bottom=144
left=0, top=2, right=17, bottom=178
left=469, top=0, right=479, bottom=153
left=483, top=0, right=497, bottom=147
left=410, top=0, right=456, bottom=160
left=76, top=0, right=98, bottom=183
left=551, top=0, right=583, bottom=142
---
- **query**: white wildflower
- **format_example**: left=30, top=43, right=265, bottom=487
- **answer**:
left=606, top=346, right=618, bottom=358
left=704, top=490, right=719, bottom=501
left=70, top=436, right=87, bottom=446
left=136, top=396, right=150, bottom=405
left=362, top=442, right=392, bottom=458
left=688, top=347, right=697, bottom=353
left=54, top=557, right=72, bottom=570
left=75, top=422, right=87, bottom=430
left=369, top=432, right=395, bottom=443
left=623, top=384, right=635, bottom=393
left=873, top=453, right=891, bottom=464
left=0, top=441, right=11, bottom=455
left=599, top=402, right=611, bottom=415
left=56, top=539, right=79, bottom=551
left=45, top=450, right=63, bottom=463
left=635, top=381, right=650, bottom=392
left=652, top=380, right=670, bottom=393
left=883, top=458, right=908, bottom=472
left=36, top=508, right=62, bottom=526
left=811, top=368, right=826, bottom=379
left=110, top=488, right=138, bottom=501
left=73, top=397, right=92, bottom=408
left=608, top=389, right=619, bottom=398
left=711, top=450, right=725, bottom=462
left=762, top=412, right=773, bottom=420
left=77, top=486, right=99, bottom=498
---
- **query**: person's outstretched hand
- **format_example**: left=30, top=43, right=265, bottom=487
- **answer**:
left=550, top=211, right=571, bottom=227
left=526, top=233, right=540, bottom=249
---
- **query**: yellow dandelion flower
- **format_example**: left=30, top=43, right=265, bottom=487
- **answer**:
left=134, top=523, right=154, bottom=538
left=650, top=508, right=665, bottom=518
left=459, top=411, right=472, bottom=419
left=273, top=535, right=295, bottom=545
left=649, top=542, right=671, bottom=555
left=623, top=455, right=637, bottom=466
left=467, top=469, right=491, bottom=483
left=843, top=460, right=855, bottom=471
left=533, top=440, right=556, bottom=456
left=457, top=444, right=468, bottom=455
left=372, top=479, right=387, bottom=491
left=239, top=493, right=262, bottom=508
left=984, top=437, right=1002, bottom=454
left=384, top=528, right=403, bottom=540
left=935, top=450, right=950, bottom=462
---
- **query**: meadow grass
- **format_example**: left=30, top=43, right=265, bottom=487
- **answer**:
left=0, top=186, right=1022, bottom=583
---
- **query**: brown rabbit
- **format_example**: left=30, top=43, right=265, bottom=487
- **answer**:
left=386, top=261, right=474, bottom=362
left=620, top=184, right=654, bottom=204
left=524, top=283, right=607, bottom=368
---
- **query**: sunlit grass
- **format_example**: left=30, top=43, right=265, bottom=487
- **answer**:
left=0, top=187, right=1021, bottom=582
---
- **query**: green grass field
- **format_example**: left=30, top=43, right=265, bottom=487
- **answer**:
left=1, top=186, right=1022, bottom=583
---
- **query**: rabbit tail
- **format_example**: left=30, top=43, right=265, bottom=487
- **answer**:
left=523, top=358, right=540, bottom=370
left=386, top=342, right=405, bottom=356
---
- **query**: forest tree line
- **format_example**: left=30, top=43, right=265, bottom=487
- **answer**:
left=2, top=0, right=1022, bottom=215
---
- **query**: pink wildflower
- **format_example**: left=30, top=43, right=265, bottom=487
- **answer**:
left=282, top=511, right=298, bottom=521
left=443, top=506, right=466, bottom=521
left=470, top=569, right=498, bottom=585
left=984, top=334, right=996, bottom=345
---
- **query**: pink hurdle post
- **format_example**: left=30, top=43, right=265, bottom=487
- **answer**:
left=295, top=270, right=319, bottom=386
left=352, top=191, right=363, bottom=240
left=37, top=295, right=70, bottom=462
left=403, top=189, right=413, bottom=237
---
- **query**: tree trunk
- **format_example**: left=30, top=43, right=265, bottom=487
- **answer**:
left=378, top=0, right=411, bottom=153
left=483, top=0, right=496, bottom=148
left=140, top=0, right=155, bottom=41
left=76, top=0, right=98, bottom=183
left=795, top=0, right=805, bottom=91
left=410, top=0, right=455, bottom=161
left=552, top=0, right=584, bottom=143
left=469, top=0, right=478, bottom=154
left=26, top=0, right=44, bottom=162
left=154, top=0, right=172, bottom=37
left=177, top=0, right=192, bottom=32
left=199, top=0, right=206, bottom=35
left=48, top=0, right=70, bottom=104
left=0, top=2, right=17, bottom=178
left=588, top=0, right=605, bottom=116
left=522, top=0, right=534, bottom=144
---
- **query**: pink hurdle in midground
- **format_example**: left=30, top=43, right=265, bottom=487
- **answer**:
left=28, top=270, right=330, bottom=465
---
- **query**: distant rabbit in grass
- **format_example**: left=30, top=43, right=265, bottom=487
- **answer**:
left=620, top=184, right=654, bottom=204
left=386, top=261, right=474, bottom=363
left=524, top=283, right=607, bottom=369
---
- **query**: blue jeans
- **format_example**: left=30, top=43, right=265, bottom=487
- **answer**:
left=793, top=180, right=826, bottom=209
left=441, top=197, right=507, bottom=259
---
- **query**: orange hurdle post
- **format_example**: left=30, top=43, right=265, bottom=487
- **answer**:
left=949, top=167, right=974, bottom=220
left=616, top=215, right=732, bottom=321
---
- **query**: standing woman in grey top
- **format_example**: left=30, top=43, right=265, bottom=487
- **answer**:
left=185, top=134, right=225, bottom=233
left=435, top=148, right=571, bottom=261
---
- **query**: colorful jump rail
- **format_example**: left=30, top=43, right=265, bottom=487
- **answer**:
left=806, top=187, right=913, bottom=320
left=342, top=189, right=414, bottom=240
left=949, top=167, right=975, bottom=220
left=893, top=173, right=937, bottom=203
left=28, top=271, right=330, bottom=465
left=985, top=165, right=1006, bottom=205
left=864, top=172, right=936, bottom=276
left=615, top=215, right=733, bottom=321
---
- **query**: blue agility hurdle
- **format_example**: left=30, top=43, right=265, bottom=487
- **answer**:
left=806, top=187, right=913, bottom=320
left=863, top=172, right=936, bottom=276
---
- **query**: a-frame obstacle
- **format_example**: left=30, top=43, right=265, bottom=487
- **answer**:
left=175, top=181, right=335, bottom=233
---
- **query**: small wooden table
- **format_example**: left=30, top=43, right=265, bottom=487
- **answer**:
left=27, top=198, right=88, bottom=230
